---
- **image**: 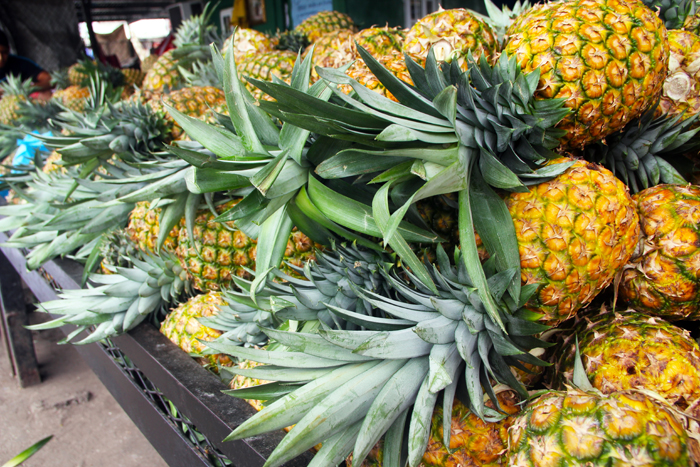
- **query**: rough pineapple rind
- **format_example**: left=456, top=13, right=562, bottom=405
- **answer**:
left=294, top=10, right=356, bottom=43
left=143, top=50, right=182, bottom=92
left=504, top=0, right=670, bottom=148
left=403, top=8, right=499, bottom=71
left=507, top=388, right=691, bottom=466
left=224, top=28, right=275, bottom=62
left=504, top=159, right=640, bottom=326
left=53, top=85, right=89, bottom=112
left=236, top=51, right=296, bottom=100
left=158, top=85, right=227, bottom=140
left=305, top=28, right=356, bottom=82
left=126, top=201, right=180, bottom=253
left=620, top=184, right=700, bottom=319
left=552, top=310, right=700, bottom=413
left=342, top=51, right=413, bottom=102
left=160, top=291, right=232, bottom=367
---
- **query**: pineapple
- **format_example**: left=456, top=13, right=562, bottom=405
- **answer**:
left=341, top=51, right=413, bottom=102
left=175, top=200, right=318, bottom=292
left=53, top=85, right=90, bottom=112
left=67, top=61, right=92, bottom=86
left=421, top=389, right=521, bottom=467
left=160, top=291, right=232, bottom=367
left=120, top=68, right=146, bottom=88
left=507, top=388, right=691, bottom=466
left=224, top=28, right=275, bottom=61
left=551, top=309, right=700, bottom=413
left=402, top=8, right=499, bottom=71
left=305, top=29, right=356, bottom=82
left=99, top=229, right=139, bottom=274
left=126, top=201, right=180, bottom=253
left=503, top=0, right=670, bottom=148
left=235, top=51, right=296, bottom=100
left=352, top=26, right=405, bottom=58
left=141, top=54, right=158, bottom=73
left=143, top=50, right=182, bottom=92
left=349, top=389, right=522, bottom=467
left=160, top=85, right=227, bottom=140
left=228, top=359, right=268, bottom=411
left=0, top=75, right=33, bottom=125
left=294, top=10, right=356, bottom=43
left=42, top=151, right=66, bottom=175
left=504, top=159, right=640, bottom=326
left=657, top=30, right=700, bottom=121
left=620, top=184, right=700, bottom=319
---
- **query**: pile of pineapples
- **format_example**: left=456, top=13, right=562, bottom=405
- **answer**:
left=6, top=1, right=700, bottom=466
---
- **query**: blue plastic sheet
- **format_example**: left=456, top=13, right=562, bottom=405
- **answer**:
left=1, top=130, right=53, bottom=198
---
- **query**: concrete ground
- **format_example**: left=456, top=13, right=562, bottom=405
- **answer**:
left=0, top=312, right=168, bottom=467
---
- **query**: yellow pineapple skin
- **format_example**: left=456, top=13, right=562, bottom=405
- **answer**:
left=304, top=29, right=356, bottom=82
left=504, top=0, right=670, bottom=148
left=0, top=94, right=26, bottom=125
left=551, top=310, right=700, bottom=414
left=143, top=50, right=182, bottom=92
left=505, top=159, right=640, bottom=326
left=657, top=30, right=700, bottom=122
left=403, top=9, right=499, bottom=71
left=121, top=68, right=146, bottom=88
left=507, top=388, right=690, bottom=466
left=236, top=51, right=296, bottom=100
left=53, top=85, right=89, bottom=112
left=175, top=200, right=319, bottom=292
left=342, top=51, right=413, bottom=102
left=126, top=202, right=180, bottom=254
left=160, top=292, right=232, bottom=367
left=224, top=28, right=275, bottom=62
left=294, top=10, right=356, bottom=43
left=42, top=151, right=66, bottom=175
left=156, top=86, right=227, bottom=140
left=352, top=26, right=405, bottom=58
left=620, top=184, right=700, bottom=320
left=349, top=390, right=521, bottom=467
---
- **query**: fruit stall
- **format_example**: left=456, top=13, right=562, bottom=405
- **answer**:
left=3, top=0, right=700, bottom=466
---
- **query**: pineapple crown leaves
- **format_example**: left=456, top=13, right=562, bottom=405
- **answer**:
left=255, top=48, right=573, bottom=326
left=173, top=1, right=221, bottom=49
left=644, top=0, right=696, bottom=29
left=201, top=242, right=398, bottom=343
left=207, top=245, right=551, bottom=467
left=178, top=59, right=221, bottom=88
left=29, top=247, right=192, bottom=344
left=476, top=0, right=532, bottom=44
left=583, top=104, right=700, bottom=193
left=273, top=29, right=311, bottom=53
left=50, top=68, right=71, bottom=90
left=0, top=74, right=35, bottom=96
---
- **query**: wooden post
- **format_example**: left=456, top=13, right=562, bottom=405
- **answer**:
left=0, top=250, right=40, bottom=387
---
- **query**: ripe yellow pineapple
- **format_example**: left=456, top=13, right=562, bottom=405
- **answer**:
left=143, top=50, right=182, bottom=93
left=126, top=201, right=180, bottom=253
left=159, top=86, right=228, bottom=140
left=224, top=28, right=275, bottom=61
left=504, top=159, right=640, bottom=326
left=352, top=26, right=405, bottom=58
left=504, top=0, right=670, bottom=148
left=304, top=29, right=356, bottom=82
left=236, top=51, right=296, bottom=101
left=67, top=61, right=92, bottom=86
left=175, top=200, right=319, bottom=292
left=349, top=389, right=521, bottom=467
left=160, top=292, right=232, bottom=367
left=42, top=151, right=66, bottom=175
left=551, top=309, right=700, bottom=414
left=0, top=75, right=32, bottom=125
left=402, top=8, right=498, bottom=71
left=141, top=55, right=158, bottom=73
left=620, top=184, right=700, bottom=319
left=507, top=388, right=691, bottom=466
left=53, top=85, right=89, bottom=112
left=294, top=10, right=356, bottom=43
left=120, top=68, right=146, bottom=88
left=657, top=30, right=700, bottom=121
left=342, top=51, right=413, bottom=102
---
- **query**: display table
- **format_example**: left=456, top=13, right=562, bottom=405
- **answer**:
left=0, top=232, right=313, bottom=467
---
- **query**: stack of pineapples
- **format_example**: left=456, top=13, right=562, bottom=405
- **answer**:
left=7, top=2, right=700, bottom=466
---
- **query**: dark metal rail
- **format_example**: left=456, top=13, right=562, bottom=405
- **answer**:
left=0, top=232, right=313, bottom=467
